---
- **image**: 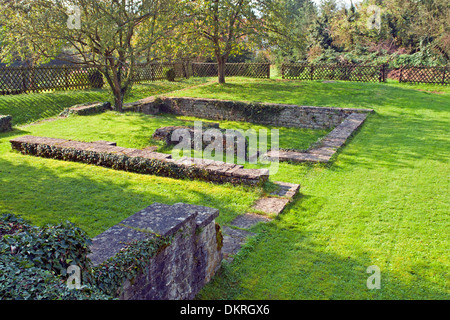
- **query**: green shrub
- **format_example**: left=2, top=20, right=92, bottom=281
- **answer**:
left=1, top=220, right=92, bottom=278
left=165, top=68, right=176, bottom=82
left=0, top=214, right=112, bottom=300
left=0, top=254, right=110, bottom=300
left=88, top=69, right=105, bottom=88
left=0, top=213, right=31, bottom=237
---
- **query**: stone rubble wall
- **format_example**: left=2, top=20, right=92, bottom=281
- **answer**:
left=88, top=203, right=222, bottom=300
left=124, top=96, right=373, bottom=130
left=9, top=136, right=269, bottom=186
left=59, top=102, right=112, bottom=117
left=153, top=125, right=249, bottom=159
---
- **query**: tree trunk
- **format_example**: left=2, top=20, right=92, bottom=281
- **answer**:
left=112, top=84, right=130, bottom=113
left=217, top=56, right=226, bottom=84
left=114, top=92, right=124, bottom=113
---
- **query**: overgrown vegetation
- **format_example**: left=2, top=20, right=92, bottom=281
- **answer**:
left=0, top=214, right=111, bottom=300
left=262, top=0, right=449, bottom=68
left=0, top=212, right=172, bottom=300
left=92, top=235, right=171, bottom=297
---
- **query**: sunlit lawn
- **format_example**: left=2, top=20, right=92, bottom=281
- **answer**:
left=172, top=77, right=449, bottom=300
left=1, top=77, right=448, bottom=299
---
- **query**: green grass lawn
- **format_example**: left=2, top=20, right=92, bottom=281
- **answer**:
left=0, top=109, right=326, bottom=236
left=0, top=77, right=210, bottom=126
left=0, top=77, right=449, bottom=299
left=170, top=77, right=449, bottom=300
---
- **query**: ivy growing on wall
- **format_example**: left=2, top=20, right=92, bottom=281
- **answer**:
left=91, top=234, right=172, bottom=297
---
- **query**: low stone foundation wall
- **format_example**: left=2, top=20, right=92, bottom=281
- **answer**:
left=265, top=112, right=370, bottom=163
left=59, top=102, right=112, bottom=117
left=9, top=136, right=269, bottom=186
left=89, top=203, right=222, bottom=300
left=0, top=115, right=12, bottom=132
left=124, top=96, right=373, bottom=130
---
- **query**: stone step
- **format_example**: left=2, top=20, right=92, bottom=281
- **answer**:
left=221, top=226, right=256, bottom=262
left=222, top=180, right=301, bottom=261
left=229, top=213, right=272, bottom=229
left=252, top=197, right=290, bottom=215
left=270, top=181, right=301, bottom=198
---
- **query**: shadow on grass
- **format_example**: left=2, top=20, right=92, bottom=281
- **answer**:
left=0, top=89, right=110, bottom=126
left=0, top=155, right=257, bottom=238
left=0, top=128, right=31, bottom=140
left=0, top=78, right=211, bottom=126
left=198, top=223, right=449, bottom=299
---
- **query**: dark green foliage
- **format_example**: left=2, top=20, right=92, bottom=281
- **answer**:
left=0, top=213, right=112, bottom=300
left=88, top=69, right=105, bottom=88
left=0, top=254, right=110, bottom=300
left=165, top=68, right=176, bottom=82
left=0, top=213, right=30, bottom=237
left=1, top=222, right=92, bottom=277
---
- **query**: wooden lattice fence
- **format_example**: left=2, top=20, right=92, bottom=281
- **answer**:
left=395, top=66, right=449, bottom=84
left=281, top=63, right=449, bottom=85
left=192, top=63, right=270, bottom=78
left=281, top=63, right=385, bottom=82
left=0, top=65, right=104, bottom=95
left=0, top=62, right=188, bottom=95
left=2, top=62, right=447, bottom=96
left=133, top=62, right=187, bottom=83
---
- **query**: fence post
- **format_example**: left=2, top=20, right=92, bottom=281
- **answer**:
left=380, top=64, right=386, bottom=82
left=184, top=61, right=189, bottom=79
left=281, top=64, right=285, bottom=79
left=64, top=65, right=69, bottom=88
left=399, top=67, right=403, bottom=83
left=267, top=63, right=270, bottom=79
left=384, top=64, right=388, bottom=82
left=310, top=65, right=314, bottom=81
left=442, top=66, right=447, bottom=85
left=21, top=67, right=27, bottom=94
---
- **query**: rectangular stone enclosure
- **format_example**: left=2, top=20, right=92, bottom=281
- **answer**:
left=124, top=96, right=374, bottom=163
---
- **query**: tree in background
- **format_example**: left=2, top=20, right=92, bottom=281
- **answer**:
left=304, top=0, right=449, bottom=66
left=307, top=0, right=339, bottom=61
left=180, top=0, right=276, bottom=83
left=383, top=0, right=449, bottom=62
left=263, top=0, right=318, bottom=65
left=0, top=0, right=176, bottom=112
